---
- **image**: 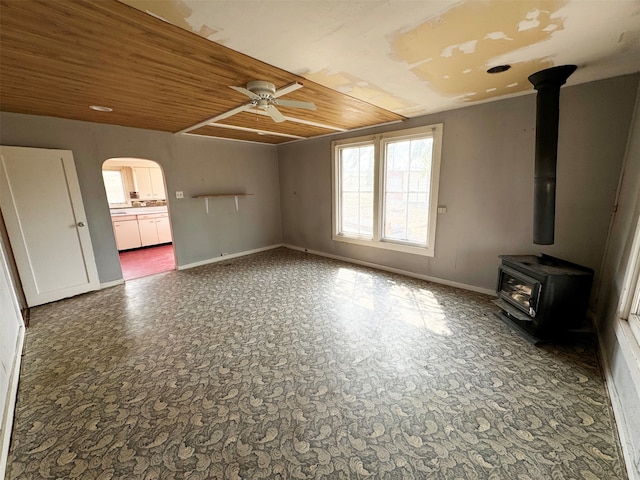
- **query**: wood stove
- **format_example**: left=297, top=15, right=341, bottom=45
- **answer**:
left=494, top=254, right=594, bottom=342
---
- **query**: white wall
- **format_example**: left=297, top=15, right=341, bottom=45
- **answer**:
left=597, top=80, right=640, bottom=480
left=0, top=115, right=283, bottom=284
left=0, top=235, right=24, bottom=478
left=278, top=74, right=639, bottom=293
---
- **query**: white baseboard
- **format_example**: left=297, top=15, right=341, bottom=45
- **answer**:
left=598, top=318, right=640, bottom=480
left=100, top=279, right=124, bottom=289
left=283, top=244, right=495, bottom=296
left=177, top=244, right=283, bottom=271
left=0, top=325, right=25, bottom=479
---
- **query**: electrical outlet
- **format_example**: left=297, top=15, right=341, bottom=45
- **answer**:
left=175, top=191, right=184, bottom=199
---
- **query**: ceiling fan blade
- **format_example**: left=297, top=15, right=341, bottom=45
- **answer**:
left=263, top=105, right=286, bottom=123
left=273, top=82, right=304, bottom=98
left=230, top=85, right=260, bottom=100
left=275, top=99, right=317, bottom=111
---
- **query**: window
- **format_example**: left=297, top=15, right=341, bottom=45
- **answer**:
left=102, top=169, right=128, bottom=206
left=337, top=143, right=375, bottom=238
left=619, top=215, right=640, bottom=346
left=332, top=124, right=443, bottom=256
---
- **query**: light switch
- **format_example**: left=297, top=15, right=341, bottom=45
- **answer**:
left=176, top=191, right=184, bottom=199
left=437, top=206, right=447, bottom=214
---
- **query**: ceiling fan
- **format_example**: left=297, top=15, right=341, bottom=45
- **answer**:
left=213, top=80, right=316, bottom=124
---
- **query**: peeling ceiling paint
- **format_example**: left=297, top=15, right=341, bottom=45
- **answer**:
left=303, top=69, right=414, bottom=112
left=391, top=0, right=566, bottom=102
left=120, top=0, right=640, bottom=117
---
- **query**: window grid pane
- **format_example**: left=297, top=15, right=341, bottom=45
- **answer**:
left=383, top=137, right=433, bottom=245
left=102, top=170, right=127, bottom=205
left=340, top=145, right=374, bottom=238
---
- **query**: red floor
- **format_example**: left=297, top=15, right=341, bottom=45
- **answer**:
left=119, top=244, right=176, bottom=280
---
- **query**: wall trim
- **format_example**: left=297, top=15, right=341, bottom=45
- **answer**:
left=0, top=325, right=25, bottom=479
left=100, top=279, right=124, bottom=289
left=177, top=244, right=283, bottom=270
left=598, top=318, right=640, bottom=480
left=283, top=244, right=496, bottom=296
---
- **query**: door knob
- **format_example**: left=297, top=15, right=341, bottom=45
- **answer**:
left=77, top=222, right=86, bottom=227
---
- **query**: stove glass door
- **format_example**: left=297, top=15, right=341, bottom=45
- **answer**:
left=498, top=266, right=541, bottom=316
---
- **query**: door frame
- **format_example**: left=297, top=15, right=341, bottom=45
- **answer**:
left=101, top=157, right=176, bottom=279
left=0, top=146, right=100, bottom=306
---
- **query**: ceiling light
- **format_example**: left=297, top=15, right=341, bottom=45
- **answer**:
left=487, top=65, right=511, bottom=74
left=89, top=105, right=113, bottom=112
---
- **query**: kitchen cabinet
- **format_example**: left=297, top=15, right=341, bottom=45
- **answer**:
left=138, top=213, right=171, bottom=247
left=111, top=208, right=171, bottom=250
left=113, top=216, right=142, bottom=250
left=134, top=167, right=166, bottom=200
left=156, top=216, right=172, bottom=243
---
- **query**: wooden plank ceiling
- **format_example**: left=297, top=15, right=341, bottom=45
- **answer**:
left=0, top=0, right=405, bottom=145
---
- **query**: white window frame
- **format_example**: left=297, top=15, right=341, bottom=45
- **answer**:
left=618, top=214, right=640, bottom=345
left=102, top=168, right=130, bottom=208
left=332, top=124, right=443, bottom=257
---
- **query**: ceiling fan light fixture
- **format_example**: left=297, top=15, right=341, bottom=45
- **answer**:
left=177, top=80, right=317, bottom=135
left=487, top=65, right=511, bottom=74
left=89, top=105, right=113, bottom=112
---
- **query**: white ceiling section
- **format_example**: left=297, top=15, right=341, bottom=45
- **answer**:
left=121, top=0, right=640, bottom=118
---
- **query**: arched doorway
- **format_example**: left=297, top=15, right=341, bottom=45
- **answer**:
left=102, top=158, right=176, bottom=280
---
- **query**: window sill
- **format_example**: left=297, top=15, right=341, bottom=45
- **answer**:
left=333, top=234, right=434, bottom=257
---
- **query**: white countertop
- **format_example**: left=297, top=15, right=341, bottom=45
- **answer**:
left=110, top=206, right=168, bottom=216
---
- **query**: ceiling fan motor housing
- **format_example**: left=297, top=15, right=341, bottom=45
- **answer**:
left=247, top=80, right=276, bottom=98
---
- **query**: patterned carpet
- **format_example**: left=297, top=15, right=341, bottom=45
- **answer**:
left=7, top=248, right=626, bottom=479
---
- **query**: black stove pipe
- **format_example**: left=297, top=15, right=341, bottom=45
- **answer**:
left=528, top=65, right=577, bottom=245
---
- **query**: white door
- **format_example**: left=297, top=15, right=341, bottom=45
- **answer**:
left=0, top=146, right=100, bottom=307
left=0, top=240, right=24, bottom=478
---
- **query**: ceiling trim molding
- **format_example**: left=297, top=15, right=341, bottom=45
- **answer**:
left=176, top=107, right=348, bottom=137
left=180, top=132, right=278, bottom=147
left=199, top=122, right=305, bottom=139
left=248, top=109, right=348, bottom=132
left=278, top=118, right=407, bottom=146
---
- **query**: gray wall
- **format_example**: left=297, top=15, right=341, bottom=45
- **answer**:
left=0, top=114, right=282, bottom=284
left=596, top=81, right=640, bottom=479
left=278, top=74, right=639, bottom=291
